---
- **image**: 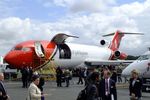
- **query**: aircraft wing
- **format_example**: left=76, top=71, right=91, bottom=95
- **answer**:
left=51, top=33, right=78, bottom=44
left=84, top=59, right=134, bottom=66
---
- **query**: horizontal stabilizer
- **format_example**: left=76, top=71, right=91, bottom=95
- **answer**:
left=103, top=32, right=144, bottom=37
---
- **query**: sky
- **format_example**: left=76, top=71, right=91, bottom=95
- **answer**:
left=0, top=0, right=150, bottom=57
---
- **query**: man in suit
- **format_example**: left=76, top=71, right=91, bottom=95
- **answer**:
left=129, top=69, right=142, bottom=100
left=99, top=70, right=117, bottom=100
left=0, top=72, right=9, bottom=100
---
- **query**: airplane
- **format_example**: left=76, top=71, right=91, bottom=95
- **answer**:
left=4, top=30, right=142, bottom=70
left=122, top=48, right=150, bottom=78
left=122, top=48, right=150, bottom=92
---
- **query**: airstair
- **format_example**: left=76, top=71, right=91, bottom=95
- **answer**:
left=37, top=60, right=56, bottom=81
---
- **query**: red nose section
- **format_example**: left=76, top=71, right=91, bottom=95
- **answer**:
left=4, top=50, right=33, bottom=69
left=5, top=41, right=56, bottom=70
left=4, top=51, right=19, bottom=68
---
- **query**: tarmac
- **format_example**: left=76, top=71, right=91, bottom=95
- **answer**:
left=4, top=78, right=150, bottom=100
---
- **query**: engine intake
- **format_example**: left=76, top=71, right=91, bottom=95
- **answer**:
left=100, top=40, right=106, bottom=45
left=112, top=51, right=127, bottom=60
left=114, top=51, right=120, bottom=58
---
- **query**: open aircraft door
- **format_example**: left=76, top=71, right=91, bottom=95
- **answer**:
left=34, top=41, right=45, bottom=58
left=50, top=33, right=78, bottom=59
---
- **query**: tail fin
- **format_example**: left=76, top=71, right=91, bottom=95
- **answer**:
left=103, top=30, right=144, bottom=51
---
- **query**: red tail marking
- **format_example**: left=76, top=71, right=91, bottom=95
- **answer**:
left=109, top=30, right=124, bottom=51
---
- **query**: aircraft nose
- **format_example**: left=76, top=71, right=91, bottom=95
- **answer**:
left=122, top=68, right=128, bottom=76
left=122, top=66, right=132, bottom=77
left=4, top=52, right=17, bottom=65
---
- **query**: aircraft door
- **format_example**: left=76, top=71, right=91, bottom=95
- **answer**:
left=34, top=41, right=45, bottom=58
left=58, top=44, right=71, bottom=59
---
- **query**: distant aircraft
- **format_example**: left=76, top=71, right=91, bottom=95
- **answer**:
left=122, top=48, right=150, bottom=92
left=122, top=48, right=150, bottom=78
left=4, top=30, right=142, bottom=70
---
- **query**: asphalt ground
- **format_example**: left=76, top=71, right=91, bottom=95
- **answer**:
left=4, top=78, right=150, bottom=100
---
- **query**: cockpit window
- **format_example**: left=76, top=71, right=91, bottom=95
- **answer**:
left=137, top=55, right=150, bottom=60
left=11, top=47, right=22, bottom=51
left=11, top=47, right=31, bottom=52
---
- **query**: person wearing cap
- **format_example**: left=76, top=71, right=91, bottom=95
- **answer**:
left=27, top=75, right=46, bottom=100
left=129, top=69, right=143, bottom=100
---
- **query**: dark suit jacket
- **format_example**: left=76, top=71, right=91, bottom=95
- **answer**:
left=86, top=83, right=98, bottom=100
left=99, top=78, right=117, bottom=100
left=0, top=81, right=8, bottom=100
left=129, top=78, right=143, bottom=98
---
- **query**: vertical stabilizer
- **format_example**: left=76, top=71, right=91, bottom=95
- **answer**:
left=103, top=30, right=143, bottom=51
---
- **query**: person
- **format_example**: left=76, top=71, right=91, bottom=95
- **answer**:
left=83, top=67, right=89, bottom=86
left=56, top=67, right=63, bottom=87
left=0, top=73, right=9, bottom=100
left=21, top=67, right=29, bottom=88
left=129, top=69, right=142, bottom=100
left=64, top=69, right=71, bottom=87
left=117, top=67, right=122, bottom=83
left=111, top=69, right=117, bottom=83
left=38, top=77, right=45, bottom=92
left=86, top=72, right=99, bottom=100
left=77, top=68, right=83, bottom=85
left=27, top=75, right=46, bottom=100
left=99, top=70, right=117, bottom=100
left=28, top=67, right=33, bottom=84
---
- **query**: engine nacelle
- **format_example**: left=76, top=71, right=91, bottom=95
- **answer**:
left=112, top=51, right=127, bottom=60
left=114, top=51, right=120, bottom=58
left=100, top=40, right=106, bottom=46
left=119, top=52, right=127, bottom=60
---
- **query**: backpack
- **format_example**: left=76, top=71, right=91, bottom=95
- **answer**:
left=76, top=87, right=87, bottom=100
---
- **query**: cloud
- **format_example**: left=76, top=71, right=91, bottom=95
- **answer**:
left=39, top=0, right=116, bottom=13
left=70, top=0, right=116, bottom=13
left=0, top=0, right=150, bottom=57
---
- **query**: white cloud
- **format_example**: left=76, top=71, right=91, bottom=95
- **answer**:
left=40, top=0, right=116, bottom=12
left=0, top=0, right=150, bottom=57
left=112, top=1, right=150, bottom=17
left=70, top=0, right=116, bottom=13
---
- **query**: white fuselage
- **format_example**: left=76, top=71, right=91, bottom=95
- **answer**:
left=122, top=51, right=150, bottom=78
left=53, top=43, right=112, bottom=68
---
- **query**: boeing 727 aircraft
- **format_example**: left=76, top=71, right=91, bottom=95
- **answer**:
left=4, top=30, right=142, bottom=70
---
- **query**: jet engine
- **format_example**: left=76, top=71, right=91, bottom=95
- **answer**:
left=113, top=51, right=127, bottom=60
left=100, top=40, right=106, bottom=46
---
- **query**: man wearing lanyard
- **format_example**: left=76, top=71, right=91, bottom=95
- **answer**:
left=0, top=72, right=9, bottom=100
left=99, top=70, right=117, bottom=100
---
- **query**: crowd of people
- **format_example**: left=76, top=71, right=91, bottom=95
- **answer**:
left=55, top=66, right=143, bottom=100
left=56, top=67, right=72, bottom=87
left=0, top=66, right=143, bottom=100
left=76, top=68, right=143, bottom=100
